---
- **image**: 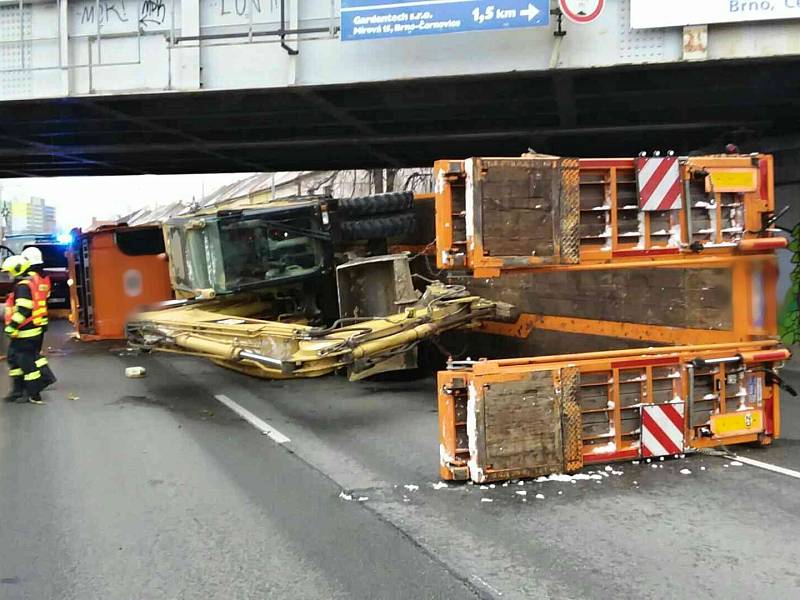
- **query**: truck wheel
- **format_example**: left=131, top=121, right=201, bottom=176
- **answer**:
left=340, top=213, right=417, bottom=241
left=338, top=192, right=414, bottom=217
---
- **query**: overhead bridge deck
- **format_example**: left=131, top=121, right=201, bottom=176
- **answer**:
left=2, top=57, right=800, bottom=177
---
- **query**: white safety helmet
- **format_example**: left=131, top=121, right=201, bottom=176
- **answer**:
left=21, top=246, right=43, bottom=266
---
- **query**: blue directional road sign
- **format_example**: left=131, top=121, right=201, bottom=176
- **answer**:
left=341, top=0, right=549, bottom=42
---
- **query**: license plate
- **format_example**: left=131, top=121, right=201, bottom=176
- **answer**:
left=710, top=409, right=763, bottom=438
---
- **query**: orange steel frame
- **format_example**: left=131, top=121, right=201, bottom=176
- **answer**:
left=479, top=253, right=779, bottom=344
left=439, top=341, right=787, bottom=480
left=434, top=154, right=782, bottom=277
left=434, top=154, right=783, bottom=346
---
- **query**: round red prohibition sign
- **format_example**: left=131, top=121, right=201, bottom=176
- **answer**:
left=559, top=0, right=605, bottom=24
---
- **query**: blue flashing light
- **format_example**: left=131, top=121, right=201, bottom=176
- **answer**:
left=56, top=233, right=73, bottom=245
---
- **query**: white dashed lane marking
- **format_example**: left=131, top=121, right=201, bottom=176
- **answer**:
left=726, top=454, right=800, bottom=480
left=214, top=394, right=291, bottom=444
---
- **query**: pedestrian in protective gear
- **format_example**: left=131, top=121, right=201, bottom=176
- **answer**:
left=2, top=255, right=50, bottom=404
left=20, top=246, right=56, bottom=388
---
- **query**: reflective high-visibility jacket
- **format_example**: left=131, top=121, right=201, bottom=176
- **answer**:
left=29, top=271, right=51, bottom=327
left=4, top=278, right=43, bottom=339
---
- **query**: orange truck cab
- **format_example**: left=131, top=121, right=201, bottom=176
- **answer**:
left=68, top=224, right=173, bottom=340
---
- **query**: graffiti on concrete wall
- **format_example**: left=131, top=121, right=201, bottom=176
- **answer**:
left=78, top=0, right=130, bottom=26
left=74, top=0, right=172, bottom=31
left=73, top=0, right=285, bottom=34
left=202, top=0, right=281, bottom=26
left=139, top=0, right=167, bottom=26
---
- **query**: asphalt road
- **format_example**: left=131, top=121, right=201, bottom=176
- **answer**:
left=2, top=327, right=800, bottom=599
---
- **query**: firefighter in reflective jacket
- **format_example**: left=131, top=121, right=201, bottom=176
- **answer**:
left=21, top=246, right=56, bottom=387
left=3, top=255, right=49, bottom=404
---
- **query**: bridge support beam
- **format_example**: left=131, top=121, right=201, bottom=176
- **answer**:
left=177, top=0, right=200, bottom=90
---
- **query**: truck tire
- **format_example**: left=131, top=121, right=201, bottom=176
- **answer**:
left=340, top=212, right=417, bottom=241
left=338, top=192, right=414, bottom=217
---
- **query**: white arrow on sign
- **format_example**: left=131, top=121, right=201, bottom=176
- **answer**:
left=520, top=3, right=540, bottom=21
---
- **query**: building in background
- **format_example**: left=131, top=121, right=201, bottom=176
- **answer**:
left=5, top=197, right=57, bottom=235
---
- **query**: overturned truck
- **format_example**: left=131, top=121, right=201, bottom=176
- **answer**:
left=127, top=152, right=792, bottom=481
left=127, top=193, right=512, bottom=380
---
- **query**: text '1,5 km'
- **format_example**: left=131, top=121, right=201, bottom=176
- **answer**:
left=340, top=0, right=550, bottom=41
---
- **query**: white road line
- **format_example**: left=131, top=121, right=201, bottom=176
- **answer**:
left=726, top=454, right=800, bottom=480
left=214, top=394, right=290, bottom=444
left=471, top=574, right=503, bottom=597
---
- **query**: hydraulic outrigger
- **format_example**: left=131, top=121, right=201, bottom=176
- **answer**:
left=128, top=280, right=506, bottom=381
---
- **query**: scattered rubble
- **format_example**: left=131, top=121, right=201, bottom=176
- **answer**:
left=125, top=366, right=147, bottom=378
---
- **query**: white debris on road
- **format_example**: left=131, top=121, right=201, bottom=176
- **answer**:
left=632, top=460, right=640, bottom=465
left=125, top=366, right=147, bottom=378
left=339, top=491, right=369, bottom=502
left=700, top=466, right=706, bottom=471
left=404, top=484, right=419, bottom=492
left=340, top=491, right=368, bottom=501
left=680, top=469, right=692, bottom=475
left=730, top=461, right=743, bottom=466
left=481, top=498, right=493, bottom=503
left=432, top=482, right=449, bottom=490
left=515, top=490, right=527, bottom=497
left=572, top=473, right=603, bottom=481
left=535, top=493, right=545, bottom=499
left=604, top=466, right=613, bottom=472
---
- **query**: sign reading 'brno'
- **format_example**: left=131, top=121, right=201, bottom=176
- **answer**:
left=340, top=0, right=549, bottom=42
left=631, top=0, right=800, bottom=29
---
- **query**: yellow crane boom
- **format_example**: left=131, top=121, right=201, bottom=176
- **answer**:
left=128, top=282, right=508, bottom=381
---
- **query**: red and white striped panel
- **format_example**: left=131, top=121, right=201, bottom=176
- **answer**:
left=635, top=157, right=683, bottom=211
left=641, top=402, right=685, bottom=458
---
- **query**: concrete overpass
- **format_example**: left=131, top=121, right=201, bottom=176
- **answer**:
left=1, top=0, right=800, bottom=175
